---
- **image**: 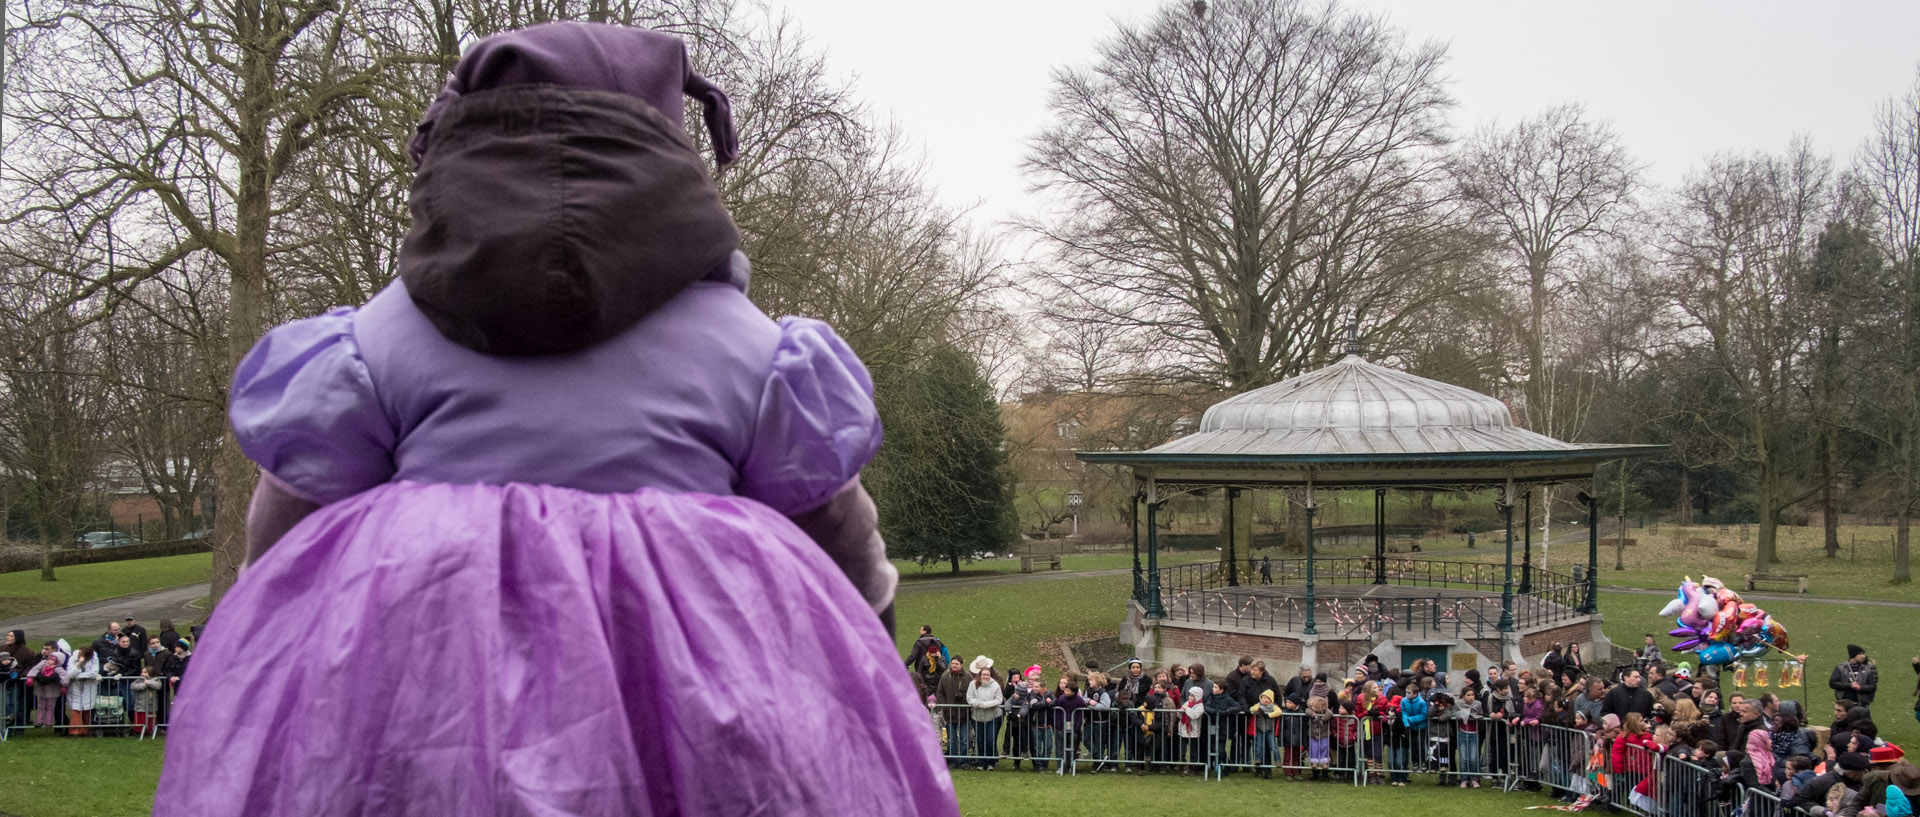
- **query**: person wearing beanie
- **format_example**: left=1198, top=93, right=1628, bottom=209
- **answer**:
left=151, top=21, right=951, bottom=817
left=1834, top=645, right=1881, bottom=709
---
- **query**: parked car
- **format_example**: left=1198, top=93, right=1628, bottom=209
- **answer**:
left=74, top=531, right=143, bottom=549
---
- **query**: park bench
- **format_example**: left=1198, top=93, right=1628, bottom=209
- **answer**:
left=1743, top=573, right=1808, bottom=593
left=1019, top=555, right=1063, bottom=573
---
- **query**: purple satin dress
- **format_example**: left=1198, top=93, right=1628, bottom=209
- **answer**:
left=154, top=280, right=956, bottom=816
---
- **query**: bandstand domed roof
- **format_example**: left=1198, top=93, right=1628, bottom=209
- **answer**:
left=1075, top=348, right=1664, bottom=486
left=1152, top=352, right=1578, bottom=457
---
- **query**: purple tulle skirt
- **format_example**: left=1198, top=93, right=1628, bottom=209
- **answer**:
left=155, top=482, right=956, bottom=817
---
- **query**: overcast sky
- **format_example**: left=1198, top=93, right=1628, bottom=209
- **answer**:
left=767, top=0, right=1920, bottom=232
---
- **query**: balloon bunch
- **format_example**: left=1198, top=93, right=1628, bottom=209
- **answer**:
left=1658, top=575, right=1791, bottom=667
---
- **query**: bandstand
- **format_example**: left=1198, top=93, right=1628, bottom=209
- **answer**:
left=1077, top=341, right=1663, bottom=680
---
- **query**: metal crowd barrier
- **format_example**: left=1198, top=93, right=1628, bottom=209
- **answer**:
left=1742, top=785, right=1784, bottom=817
left=1659, top=754, right=1724, bottom=817
left=1209, top=711, right=1363, bottom=783
left=931, top=693, right=1813, bottom=817
left=0, top=676, right=175, bottom=739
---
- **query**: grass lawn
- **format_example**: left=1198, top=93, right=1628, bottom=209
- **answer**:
left=0, top=554, right=211, bottom=621
left=894, top=574, right=1135, bottom=676
left=0, top=732, right=162, bottom=817
left=1443, top=522, right=1917, bottom=602
left=950, top=769, right=1560, bottom=814
left=894, top=550, right=1215, bottom=582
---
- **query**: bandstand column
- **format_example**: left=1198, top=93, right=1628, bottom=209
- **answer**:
left=1584, top=480, right=1600, bottom=614
left=1520, top=490, right=1533, bottom=594
left=1499, top=480, right=1516, bottom=632
left=1304, top=483, right=1319, bottom=635
left=1145, top=491, right=1166, bottom=619
left=1226, top=488, right=1240, bottom=587
left=1131, top=493, right=1143, bottom=604
left=1373, top=488, right=1387, bottom=585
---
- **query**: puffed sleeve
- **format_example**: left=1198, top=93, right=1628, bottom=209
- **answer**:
left=229, top=308, right=397, bottom=505
left=737, top=317, right=883, bottom=516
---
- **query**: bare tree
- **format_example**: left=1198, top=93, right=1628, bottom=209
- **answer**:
left=4, top=0, right=435, bottom=601
left=1453, top=104, right=1640, bottom=445
left=1858, top=70, right=1920, bottom=583
left=1023, top=0, right=1470, bottom=391
left=0, top=255, right=112, bottom=579
left=1658, top=139, right=1834, bottom=571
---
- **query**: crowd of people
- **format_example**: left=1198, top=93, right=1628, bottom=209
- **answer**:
left=904, top=627, right=1920, bottom=816
left=0, top=616, right=195, bottom=737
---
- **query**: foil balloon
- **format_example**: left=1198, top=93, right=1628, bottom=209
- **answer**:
left=1660, top=576, right=1790, bottom=668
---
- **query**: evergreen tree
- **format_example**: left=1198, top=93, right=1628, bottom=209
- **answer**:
left=868, top=345, right=1017, bottom=573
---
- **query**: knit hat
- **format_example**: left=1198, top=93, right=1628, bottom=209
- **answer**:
left=1848, top=644, right=1866, bottom=659
left=1838, top=752, right=1872, bottom=771
left=411, top=22, right=737, bottom=167
left=1026, top=665, right=1042, bottom=679
left=1127, top=658, right=1143, bottom=667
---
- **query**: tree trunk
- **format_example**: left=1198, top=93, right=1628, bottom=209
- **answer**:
left=1756, top=468, right=1781, bottom=571
left=1897, top=511, right=1912, bottom=585
left=210, top=33, right=276, bottom=607
left=1285, top=488, right=1306, bottom=553
left=1678, top=467, right=1692, bottom=526
left=1821, top=426, right=1840, bottom=558
left=38, top=526, right=55, bottom=582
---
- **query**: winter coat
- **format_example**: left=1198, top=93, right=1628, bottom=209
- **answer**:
left=1247, top=701, right=1283, bottom=737
left=1308, top=709, right=1332, bottom=740
left=3, top=632, right=33, bottom=668
left=965, top=679, right=1003, bottom=723
left=1772, top=727, right=1813, bottom=761
left=132, top=677, right=163, bottom=714
left=1244, top=673, right=1283, bottom=710
left=934, top=670, right=971, bottom=723
left=1280, top=694, right=1309, bottom=744
left=26, top=658, right=64, bottom=700
left=1177, top=698, right=1205, bottom=739
left=1081, top=686, right=1115, bottom=732
left=1573, top=693, right=1607, bottom=730
left=100, top=646, right=141, bottom=678
left=1053, top=692, right=1085, bottom=731
left=1029, top=690, right=1056, bottom=729
left=1602, top=684, right=1655, bottom=720
left=60, top=654, right=101, bottom=711
left=1611, top=731, right=1657, bottom=775
left=1830, top=660, right=1879, bottom=707
left=1400, top=691, right=1432, bottom=729
left=1786, top=770, right=1849, bottom=813
left=1116, top=671, right=1151, bottom=708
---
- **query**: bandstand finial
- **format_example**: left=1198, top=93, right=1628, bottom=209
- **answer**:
left=1343, top=323, right=1362, bottom=358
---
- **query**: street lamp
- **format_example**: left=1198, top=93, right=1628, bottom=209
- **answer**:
left=1066, top=490, right=1083, bottom=537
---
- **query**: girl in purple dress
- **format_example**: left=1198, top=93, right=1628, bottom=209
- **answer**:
left=154, top=22, right=954, bottom=817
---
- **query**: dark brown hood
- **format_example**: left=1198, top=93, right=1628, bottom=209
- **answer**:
left=399, top=85, right=739, bottom=355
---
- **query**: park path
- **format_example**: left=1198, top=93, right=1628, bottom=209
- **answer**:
left=0, top=582, right=209, bottom=640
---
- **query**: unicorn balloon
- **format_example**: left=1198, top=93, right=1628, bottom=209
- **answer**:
left=1659, top=576, right=1789, bottom=667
